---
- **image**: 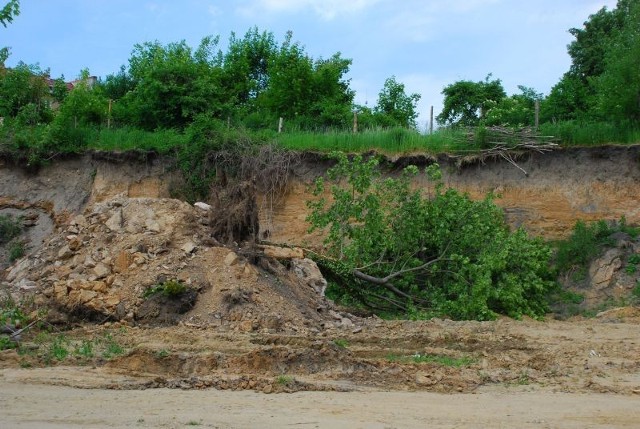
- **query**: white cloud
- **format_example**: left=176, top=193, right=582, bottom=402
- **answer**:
left=238, top=0, right=381, bottom=20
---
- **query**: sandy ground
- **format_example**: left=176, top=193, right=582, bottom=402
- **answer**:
left=2, top=310, right=640, bottom=429
left=1, top=379, right=639, bottom=429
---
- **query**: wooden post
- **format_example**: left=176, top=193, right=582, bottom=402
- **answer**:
left=534, top=100, right=540, bottom=130
left=353, top=111, right=358, bottom=133
left=429, top=105, right=434, bottom=135
left=107, top=99, right=112, bottom=129
left=278, top=117, right=283, bottom=133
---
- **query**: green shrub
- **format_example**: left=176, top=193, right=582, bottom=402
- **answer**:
left=143, top=280, right=188, bottom=298
left=8, top=240, right=25, bottom=262
left=0, top=214, right=22, bottom=244
left=308, top=152, right=554, bottom=320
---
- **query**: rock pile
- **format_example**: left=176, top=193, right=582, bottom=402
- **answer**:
left=2, top=194, right=357, bottom=333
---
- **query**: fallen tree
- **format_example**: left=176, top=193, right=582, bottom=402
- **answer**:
left=307, top=152, right=554, bottom=320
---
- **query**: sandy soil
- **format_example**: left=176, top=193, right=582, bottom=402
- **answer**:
left=1, top=379, right=639, bottom=429
left=2, top=310, right=640, bottom=429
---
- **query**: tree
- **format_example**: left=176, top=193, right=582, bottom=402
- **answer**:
left=595, top=0, right=640, bottom=122
left=0, top=0, right=20, bottom=64
left=0, top=62, right=51, bottom=123
left=437, top=75, right=506, bottom=127
left=0, top=0, right=18, bottom=27
left=222, top=27, right=276, bottom=115
left=484, top=85, right=542, bottom=127
left=374, top=76, right=421, bottom=128
left=308, top=152, right=553, bottom=320
left=121, top=36, right=224, bottom=130
left=543, top=0, right=631, bottom=122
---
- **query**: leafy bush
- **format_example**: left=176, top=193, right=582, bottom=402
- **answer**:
left=308, top=152, right=554, bottom=320
left=143, top=280, right=188, bottom=298
left=0, top=214, right=22, bottom=244
left=8, top=240, right=25, bottom=262
left=553, top=219, right=638, bottom=277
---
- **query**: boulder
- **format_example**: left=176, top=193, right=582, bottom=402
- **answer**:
left=291, top=258, right=327, bottom=296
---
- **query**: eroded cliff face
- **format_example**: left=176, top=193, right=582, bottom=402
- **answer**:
left=1, top=146, right=639, bottom=249
left=266, top=146, right=640, bottom=244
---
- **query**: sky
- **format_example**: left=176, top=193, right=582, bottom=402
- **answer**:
left=2, top=0, right=617, bottom=129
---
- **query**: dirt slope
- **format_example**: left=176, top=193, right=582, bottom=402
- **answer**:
left=1, top=148, right=640, bottom=428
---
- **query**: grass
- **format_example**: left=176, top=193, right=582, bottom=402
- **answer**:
left=143, top=279, right=188, bottom=299
left=0, top=214, right=22, bottom=244
left=387, top=353, right=476, bottom=367
left=275, top=127, right=470, bottom=154
left=539, top=121, right=640, bottom=146
left=91, top=127, right=187, bottom=154
left=333, top=338, right=349, bottom=349
left=275, top=375, right=294, bottom=385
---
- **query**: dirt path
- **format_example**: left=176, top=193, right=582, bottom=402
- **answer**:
left=2, top=311, right=640, bottom=428
left=1, top=378, right=639, bottom=429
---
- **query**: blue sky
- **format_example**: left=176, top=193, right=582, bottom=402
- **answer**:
left=3, top=0, right=616, bottom=129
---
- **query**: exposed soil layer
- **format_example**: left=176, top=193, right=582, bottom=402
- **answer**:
left=1, top=148, right=640, bottom=428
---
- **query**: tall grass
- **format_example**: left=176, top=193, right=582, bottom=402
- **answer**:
left=275, top=127, right=470, bottom=154
left=91, top=127, right=187, bottom=154
left=539, top=121, right=640, bottom=146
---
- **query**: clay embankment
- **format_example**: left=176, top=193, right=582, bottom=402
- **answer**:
left=2, top=145, right=639, bottom=247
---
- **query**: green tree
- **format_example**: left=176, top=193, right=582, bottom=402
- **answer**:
left=0, top=0, right=18, bottom=26
left=437, top=75, right=506, bottom=127
left=485, top=85, right=542, bottom=127
left=121, top=36, right=224, bottom=130
left=308, top=152, right=553, bottom=320
left=0, top=0, right=20, bottom=64
left=374, top=76, right=421, bottom=128
left=595, top=0, right=640, bottom=122
left=0, top=62, right=51, bottom=123
left=55, top=69, right=108, bottom=127
left=543, top=1, right=631, bottom=121
left=222, top=27, right=276, bottom=116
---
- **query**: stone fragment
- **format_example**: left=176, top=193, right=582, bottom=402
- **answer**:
left=291, top=258, right=327, bottom=296
left=194, top=202, right=212, bottom=211
left=113, top=251, right=133, bottom=273
left=263, top=245, right=304, bottom=260
left=181, top=242, right=197, bottom=254
left=589, top=248, right=623, bottom=289
left=57, top=245, right=74, bottom=260
left=105, top=208, right=123, bottom=232
left=224, top=251, right=239, bottom=267
left=93, top=262, right=111, bottom=279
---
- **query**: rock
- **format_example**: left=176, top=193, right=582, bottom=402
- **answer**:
left=589, top=248, right=623, bottom=289
left=68, top=237, right=83, bottom=251
left=105, top=208, right=123, bottom=232
left=415, top=371, right=442, bottom=386
left=238, top=320, right=255, bottom=332
left=6, top=258, right=33, bottom=282
left=15, top=279, right=37, bottom=290
left=113, top=251, right=133, bottom=273
left=224, top=251, right=239, bottom=267
left=262, top=245, right=304, bottom=260
left=341, top=318, right=354, bottom=329
left=93, top=262, right=111, bottom=279
left=291, top=258, right=327, bottom=296
left=57, top=245, right=74, bottom=260
left=194, top=202, right=212, bottom=211
left=181, top=242, right=197, bottom=254
left=262, top=384, right=273, bottom=394
left=145, top=218, right=161, bottom=233
left=70, top=214, right=88, bottom=228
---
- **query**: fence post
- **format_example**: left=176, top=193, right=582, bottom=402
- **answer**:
left=429, top=105, right=434, bottom=135
left=107, top=99, right=112, bottom=129
left=534, top=100, right=540, bottom=131
left=278, top=117, right=283, bottom=133
left=353, top=111, right=358, bottom=133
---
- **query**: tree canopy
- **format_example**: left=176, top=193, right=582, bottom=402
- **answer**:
left=308, top=153, right=554, bottom=320
left=436, top=75, right=506, bottom=127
